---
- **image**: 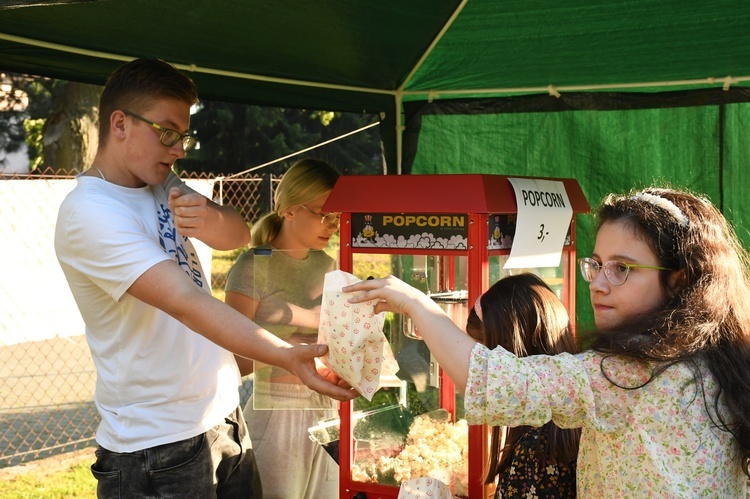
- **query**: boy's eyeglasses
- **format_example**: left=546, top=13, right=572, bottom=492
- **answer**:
left=578, top=257, right=671, bottom=286
left=300, top=204, right=341, bottom=226
left=123, top=110, right=197, bottom=152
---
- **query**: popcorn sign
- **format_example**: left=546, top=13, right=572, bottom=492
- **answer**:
left=318, top=270, right=399, bottom=401
left=505, top=177, right=573, bottom=269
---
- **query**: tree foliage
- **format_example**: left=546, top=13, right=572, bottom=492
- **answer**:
left=41, top=80, right=100, bottom=173
left=179, top=101, right=383, bottom=176
left=0, top=72, right=53, bottom=170
left=1, top=72, right=384, bottom=176
left=0, top=72, right=101, bottom=173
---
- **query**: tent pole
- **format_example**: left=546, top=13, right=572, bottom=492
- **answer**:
left=0, top=32, right=396, bottom=97
left=395, top=91, right=403, bottom=175
left=398, top=0, right=468, bottom=88
left=400, top=75, right=750, bottom=100
left=390, top=0, right=466, bottom=176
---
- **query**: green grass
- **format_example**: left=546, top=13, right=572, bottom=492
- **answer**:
left=0, top=461, right=96, bottom=499
left=212, top=248, right=244, bottom=302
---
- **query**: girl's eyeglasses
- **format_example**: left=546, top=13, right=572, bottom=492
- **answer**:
left=123, top=110, right=197, bottom=152
left=300, top=204, right=341, bottom=226
left=579, top=257, right=671, bottom=286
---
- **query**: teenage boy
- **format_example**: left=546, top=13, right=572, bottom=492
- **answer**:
left=55, top=58, right=354, bottom=498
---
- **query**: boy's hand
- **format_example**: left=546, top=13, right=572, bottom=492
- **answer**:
left=288, top=344, right=357, bottom=401
left=169, top=187, right=208, bottom=237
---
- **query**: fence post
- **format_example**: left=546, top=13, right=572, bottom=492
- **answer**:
left=266, top=173, right=273, bottom=213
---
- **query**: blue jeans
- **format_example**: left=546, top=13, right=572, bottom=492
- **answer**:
left=90, top=406, right=261, bottom=498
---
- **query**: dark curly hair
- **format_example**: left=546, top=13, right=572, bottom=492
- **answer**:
left=591, top=187, right=750, bottom=477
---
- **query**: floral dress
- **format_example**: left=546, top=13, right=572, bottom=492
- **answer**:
left=464, top=344, right=749, bottom=498
left=495, top=427, right=576, bottom=498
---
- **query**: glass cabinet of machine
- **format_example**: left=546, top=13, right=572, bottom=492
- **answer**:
left=320, top=174, right=589, bottom=499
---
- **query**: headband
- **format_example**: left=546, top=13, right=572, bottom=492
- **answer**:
left=631, top=192, right=689, bottom=228
left=474, top=295, right=483, bottom=322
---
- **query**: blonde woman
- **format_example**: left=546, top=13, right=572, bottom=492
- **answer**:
left=225, top=159, right=341, bottom=498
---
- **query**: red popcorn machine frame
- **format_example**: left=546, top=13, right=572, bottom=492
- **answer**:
left=322, top=174, right=590, bottom=499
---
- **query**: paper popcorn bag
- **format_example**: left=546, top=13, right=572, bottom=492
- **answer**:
left=318, top=270, right=399, bottom=401
left=397, top=477, right=452, bottom=499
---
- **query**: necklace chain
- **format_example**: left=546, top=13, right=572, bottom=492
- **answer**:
left=94, top=167, right=106, bottom=181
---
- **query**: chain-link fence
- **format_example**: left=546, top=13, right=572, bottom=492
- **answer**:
left=0, top=167, right=280, bottom=468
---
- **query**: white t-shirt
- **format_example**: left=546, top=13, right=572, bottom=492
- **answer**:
left=55, top=172, right=240, bottom=453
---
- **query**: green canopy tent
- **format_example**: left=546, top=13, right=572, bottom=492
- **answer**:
left=3, top=0, right=750, bottom=326
left=3, top=0, right=750, bottom=170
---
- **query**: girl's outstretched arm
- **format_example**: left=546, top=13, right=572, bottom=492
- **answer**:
left=344, top=275, right=478, bottom=393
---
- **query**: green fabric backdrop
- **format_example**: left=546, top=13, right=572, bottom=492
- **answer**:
left=405, top=94, right=750, bottom=329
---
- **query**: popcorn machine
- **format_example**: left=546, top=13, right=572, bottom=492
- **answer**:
left=322, top=174, right=589, bottom=499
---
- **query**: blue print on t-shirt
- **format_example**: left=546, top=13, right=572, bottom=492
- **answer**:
left=157, top=203, right=204, bottom=288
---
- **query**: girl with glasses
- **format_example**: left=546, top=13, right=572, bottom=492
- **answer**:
left=225, top=158, right=341, bottom=499
left=344, top=187, right=750, bottom=497
left=466, top=273, right=580, bottom=498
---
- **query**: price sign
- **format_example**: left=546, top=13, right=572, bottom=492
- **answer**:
left=504, top=178, right=573, bottom=269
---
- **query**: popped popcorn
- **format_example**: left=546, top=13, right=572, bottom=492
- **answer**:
left=375, top=415, right=469, bottom=495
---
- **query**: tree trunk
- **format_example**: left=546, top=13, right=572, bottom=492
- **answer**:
left=42, top=81, right=100, bottom=174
